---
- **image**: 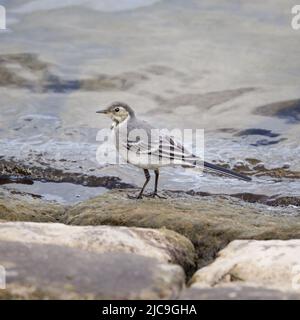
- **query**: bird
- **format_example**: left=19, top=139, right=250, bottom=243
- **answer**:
left=96, top=101, right=251, bottom=199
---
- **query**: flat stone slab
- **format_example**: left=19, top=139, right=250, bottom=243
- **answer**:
left=190, top=240, right=300, bottom=293
left=0, top=221, right=195, bottom=273
left=0, top=241, right=184, bottom=299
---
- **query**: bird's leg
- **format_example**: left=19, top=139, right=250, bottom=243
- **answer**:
left=154, top=169, right=159, bottom=195
left=128, top=169, right=150, bottom=199
left=146, top=169, right=166, bottom=199
left=137, top=169, right=151, bottom=199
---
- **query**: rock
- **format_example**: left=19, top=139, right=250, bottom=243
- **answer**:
left=0, top=189, right=65, bottom=222
left=190, top=240, right=300, bottom=293
left=0, top=222, right=195, bottom=274
left=0, top=158, right=134, bottom=188
left=0, top=241, right=184, bottom=299
left=254, top=98, right=300, bottom=123
left=64, top=190, right=300, bottom=268
left=0, top=53, right=148, bottom=93
left=0, top=221, right=193, bottom=299
left=180, top=285, right=300, bottom=300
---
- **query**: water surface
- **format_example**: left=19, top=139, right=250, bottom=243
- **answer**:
left=0, top=0, right=300, bottom=211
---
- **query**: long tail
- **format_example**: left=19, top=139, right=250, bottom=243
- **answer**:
left=204, top=161, right=252, bottom=182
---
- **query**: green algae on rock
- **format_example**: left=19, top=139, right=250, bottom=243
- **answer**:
left=64, top=190, right=300, bottom=268
left=0, top=189, right=65, bottom=222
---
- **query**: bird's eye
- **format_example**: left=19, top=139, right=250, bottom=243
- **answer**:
left=115, top=108, right=120, bottom=112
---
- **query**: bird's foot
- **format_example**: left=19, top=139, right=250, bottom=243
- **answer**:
left=127, top=193, right=143, bottom=200
left=145, top=192, right=167, bottom=199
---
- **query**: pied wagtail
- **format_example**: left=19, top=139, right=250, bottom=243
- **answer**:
left=96, top=102, right=251, bottom=199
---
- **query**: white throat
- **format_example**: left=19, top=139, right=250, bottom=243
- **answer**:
left=110, top=114, right=130, bottom=130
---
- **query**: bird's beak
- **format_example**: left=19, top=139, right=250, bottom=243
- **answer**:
left=96, top=109, right=108, bottom=114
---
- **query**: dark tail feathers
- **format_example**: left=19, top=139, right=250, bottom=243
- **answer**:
left=204, top=161, right=252, bottom=182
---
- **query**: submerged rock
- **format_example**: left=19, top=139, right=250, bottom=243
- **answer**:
left=190, top=240, right=300, bottom=293
left=0, top=53, right=148, bottom=93
left=254, top=98, right=300, bottom=123
left=64, top=190, right=300, bottom=268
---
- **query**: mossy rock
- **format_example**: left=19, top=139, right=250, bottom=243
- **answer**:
left=64, top=190, right=300, bottom=268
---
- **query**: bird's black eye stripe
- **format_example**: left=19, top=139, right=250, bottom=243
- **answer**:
left=115, top=107, right=120, bottom=112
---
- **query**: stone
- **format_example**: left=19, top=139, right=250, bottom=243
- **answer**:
left=180, top=285, right=300, bottom=300
left=0, top=241, right=184, bottom=299
left=0, top=221, right=195, bottom=273
left=64, top=190, right=300, bottom=268
left=0, top=221, right=193, bottom=299
left=0, top=189, right=65, bottom=222
left=190, top=240, right=300, bottom=293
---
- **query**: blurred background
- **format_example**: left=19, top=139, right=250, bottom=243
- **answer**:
left=0, top=0, right=299, bottom=209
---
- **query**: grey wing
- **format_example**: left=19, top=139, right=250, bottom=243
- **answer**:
left=125, top=118, right=154, bottom=153
left=126, top=132, right=198, bottom=166
left=124, top=118, right=200, bottom=165
left=156, top=135, right=198, bottom=166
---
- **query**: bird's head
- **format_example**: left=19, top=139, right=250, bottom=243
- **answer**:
left=96, top=102, right=135, bottom=123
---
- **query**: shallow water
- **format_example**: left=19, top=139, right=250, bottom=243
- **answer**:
left=0, top=0, right=300, bottom=210
left=3, top=180, right=107, bottom=204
